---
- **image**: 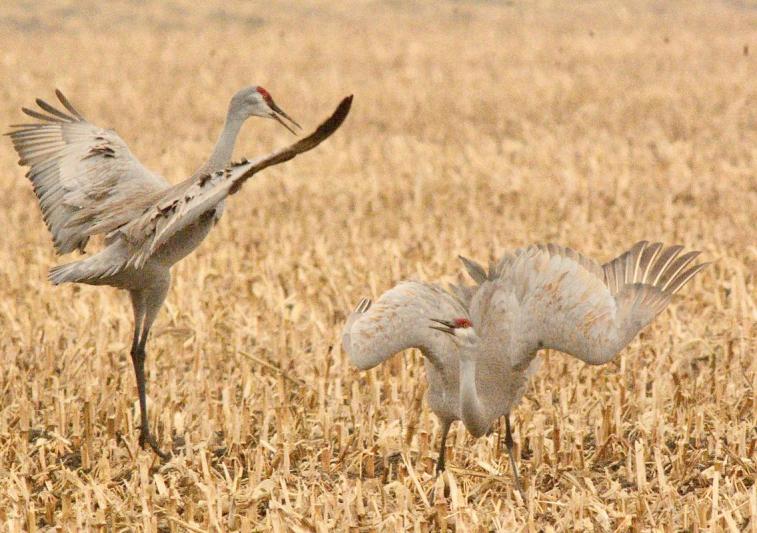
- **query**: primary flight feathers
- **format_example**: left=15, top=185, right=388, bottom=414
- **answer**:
left=345, top=241, right=707, bottom=372
left=8, top=91, right=352, bottom=272
left=342, top=241, right=707, bottom=481
left=9, top=86, right=352, bottom=458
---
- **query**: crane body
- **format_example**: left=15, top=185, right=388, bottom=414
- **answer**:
left=343, top=241, right=707, bottom=493
left=9, top=88, right=352, bottom=457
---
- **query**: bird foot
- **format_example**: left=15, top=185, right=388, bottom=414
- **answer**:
left=514, top=481, right=526, bottom=502
left=427, top=471, right=449, bottom=503
left=139, top=429, right=171, bottom=460
left=507, top=452, right=526, bottom=501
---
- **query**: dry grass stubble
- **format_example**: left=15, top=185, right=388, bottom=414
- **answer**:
left=0, top=1, right=755, bottom=531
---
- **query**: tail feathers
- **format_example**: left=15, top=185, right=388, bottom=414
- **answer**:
left=48, top=262, right=84, bottom=285
left=48, top=257, right=123, bottom=285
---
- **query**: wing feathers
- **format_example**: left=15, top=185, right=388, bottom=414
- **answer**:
left=55, top=89, right=86, bottom=120
left=647, top=245, right=683, bottom=285
left=473, top=241, right=707, bottom=366
left=8, top=91, right=169, bottom=254
left=657, top=251, right=700, bottom=289
left=664, top=261, right=709, bottom=295
left=35, top=98, right=76, bottom=121
left=120, top=95, right=353, bottom=269
left=638, top=242, right=662, bottom=281
left=227, top=95, right=353, bottom=195
left=21, top=107, right=65, bottom=123
left=602, top=241, right=702, bottom=290
left=343, top=282, right=466, bottom=371
left=459, top=255, right=488, bottom=283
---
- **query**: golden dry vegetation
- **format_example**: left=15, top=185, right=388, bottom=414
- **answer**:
left=0, top=1, right=755, bottom=531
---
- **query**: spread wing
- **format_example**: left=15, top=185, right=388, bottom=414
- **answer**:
left=6, top=90, right=169, bottom=254
left=472, top=241, right=708, bottom=366
left=117, top=95, right=353, bottom=269
left=342, top=281, right=469, bottom=370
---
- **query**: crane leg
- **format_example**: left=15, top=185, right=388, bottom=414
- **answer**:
left=128, top=283, right=170, bottom=460
left=504, top=416, right=525, bottom=499
left=435, top=419, right=451, bottom=475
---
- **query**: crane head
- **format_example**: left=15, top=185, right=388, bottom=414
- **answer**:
left=230, top=86, right=302, bottom=134
left=430, top=317, right=480, bottom=355
left=429, top=317, right=478, bottom=345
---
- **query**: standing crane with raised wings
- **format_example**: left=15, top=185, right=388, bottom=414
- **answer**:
left=8, top=87, right=353, bottom=458
left=342, top=241, right=707, bottom=495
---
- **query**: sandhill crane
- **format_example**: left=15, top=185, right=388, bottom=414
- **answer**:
left=8, top=87, right=353, bottom=458
left=342, top=241, right=707, bottom=495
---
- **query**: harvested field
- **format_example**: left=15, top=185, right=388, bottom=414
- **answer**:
left=0, top=1, right=754, bottom=531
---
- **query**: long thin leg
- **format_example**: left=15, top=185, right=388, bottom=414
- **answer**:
left=128, top=280, right=170, bottom=460
left=505, top=416, right=525, bottom=499
left=435, top=419, right=452, bottom=475
left=129, top=290, right=146, bottom=353
left=132, top=338, right=169, bottom=459
left=128, top=290, right=149, bottom=445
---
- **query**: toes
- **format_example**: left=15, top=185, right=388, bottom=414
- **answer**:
left=138, top=430, right=171, bottom=460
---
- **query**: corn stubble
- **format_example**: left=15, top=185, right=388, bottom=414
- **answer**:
left=0, top=1, right=754, bottom=531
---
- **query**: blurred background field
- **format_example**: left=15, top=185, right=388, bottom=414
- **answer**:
left=0, top=0, right=754, bottom=531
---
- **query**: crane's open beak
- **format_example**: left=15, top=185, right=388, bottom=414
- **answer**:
left=429, top=318, right=456, bottom=335
left=269, top=100, right=301, bottom=135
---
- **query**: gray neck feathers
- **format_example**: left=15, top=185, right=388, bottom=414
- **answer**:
left=458, top=345, right=490, bottom=438
left=196, top=110, right=245, bottom=176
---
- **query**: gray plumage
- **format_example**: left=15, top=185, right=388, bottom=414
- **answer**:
left=342, top=241, right=707, bottom=493
left=8, top=88, right=352, bottom=458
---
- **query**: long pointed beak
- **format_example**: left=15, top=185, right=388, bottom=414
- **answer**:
left=269, top=100, right=301, bottom=135
left=429, top=318, right=456, bottom=335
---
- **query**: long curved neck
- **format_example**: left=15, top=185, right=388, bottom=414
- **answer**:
left=197, top=111, right=245, bottom=176
left=458, top=344, right=491, bottom=438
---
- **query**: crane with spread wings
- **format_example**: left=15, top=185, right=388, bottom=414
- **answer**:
left=9, top=88, right=353, bottom=458
left=342, top=241, right=707, bottom=495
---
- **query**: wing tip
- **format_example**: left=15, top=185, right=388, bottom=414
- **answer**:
left=54, top=88, right=85, bottom=120
left=458, top=255, right=487, bottom=283
left=324, top=94, right=354, bottom=132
